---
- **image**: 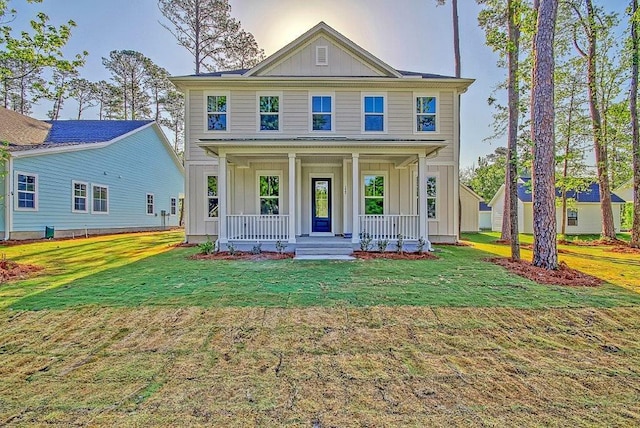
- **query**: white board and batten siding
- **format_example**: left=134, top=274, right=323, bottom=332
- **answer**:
left=11, top=126, right=184, bottom=236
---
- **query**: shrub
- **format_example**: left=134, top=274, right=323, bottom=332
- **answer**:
left=417, top=237, right=426, bottom=254
left=227, top=242, right=237, bottom=256
left=251, top=242, right=262, bottom=255
left=198, top=236, right=215, bottom=255
left=360, top=233, right=373, bottom=251
left=275, top=240, right=287, bottom=254
left=376, top=239, right=389, bottom=252
left=396, top=233, right=404, bottom=254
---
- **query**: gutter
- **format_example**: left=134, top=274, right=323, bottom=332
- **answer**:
left=4, top=156, right=12, bottom=240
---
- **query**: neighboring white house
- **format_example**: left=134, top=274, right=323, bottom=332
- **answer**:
left=479, top=201, right=492, bottom=230
left=460, top=184, right=482, bottom=232
left=488, top=177, right=626, bottom=235
left=171, top=22, right=473, bottom=252
left=614, top=179, right=634, bottom=203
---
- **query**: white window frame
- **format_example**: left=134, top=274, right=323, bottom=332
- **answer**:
left=206, top=175, right=218, bottom=221
left=316, top=45, right=329, bottom=66
left=256, top=91, right=282, bottom=132
left=204, top=91, right=230, bottom=133
left=256, top=170, right=282, bottom=215
left=170, top=197, right=177, bottom=216
left=15, top=171, right=38, bottom=212
left=71, top=180, right=88, bottom=213
left=309, top=92, right=335, bottom=133
left=412, top=170, right=439, bottom=221
left=414, top=92, right=440, bottom=134
left=91, top=184, right=109, bottom=214
left=361, top=92, right=387, bottom=133
left=146, top=193, right=155, bottom=215
left=567, top=208, right=578, bottom=226
left=362, top=171, right=388, bottom=215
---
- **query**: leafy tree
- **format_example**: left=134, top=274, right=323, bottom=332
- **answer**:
left=102, top=50, right=152, bottom=120
left=94, top=80, right=123, bottom=120
left=160, top=89, right=185, bottom=154
left=144, top=60, right=172, bottom=122
left=44, top=68, right=77, bottom=120
left=467, top=147, right=508, bottom=201
left=531, top=0, right=559, bottom=270
left=68, top=77, right=97, bottom=119
left=158, top=0, right=263, bottom=73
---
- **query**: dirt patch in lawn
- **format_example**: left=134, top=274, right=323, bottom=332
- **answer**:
left=608, top=246, right=640, bottom=255
left=488, top=257, right=603, bottom=287
left=353, top=251, right=438, bottom=260
left=0, top=258, right=42, bottom=283
left=557, top=238, right=628, bottom=246
left=190, top=251, right=294, bottom=261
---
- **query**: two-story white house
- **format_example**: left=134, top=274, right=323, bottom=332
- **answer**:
left=171, top=22, right=473, bottom=253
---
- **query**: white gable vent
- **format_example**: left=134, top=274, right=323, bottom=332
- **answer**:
left=316, top=46, right=328, bottom=66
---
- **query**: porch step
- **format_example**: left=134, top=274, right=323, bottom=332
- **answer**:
left=295, top=247, right=353, bottom=257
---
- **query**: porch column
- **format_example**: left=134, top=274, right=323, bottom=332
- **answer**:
left=288, top=153, right=296, bottom=244
left=218, top=152, right=228, bottom=244
left=418, top=153, right=430, bottom=247
left=296, top=158, right=302, bottom=236
left=351, top=153, right=360, bottom=244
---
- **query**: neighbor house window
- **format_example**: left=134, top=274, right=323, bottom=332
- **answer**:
left=259, top=95, right=280, bottom=131
left=72, top=181, right=88, bottom=213
left=415, top=175, right=438, bottom=219
left=146, top=193, right=154, bottom=215
left=363, top=95, right=385, bottom=132
left=364, top=175, right=384, bottom=214
left=206, top=93, right=227, bottom=131
left=92, top=184, right=108, bottom=213
left=207, top=176, right=218, bottom=218
left=416, top=96, right=437, bottom=132
left=311, top=95, right=332, bottom=131
left=16, top=172, right=37, bottom=210
left=259, top=175, right=280, bottom=214
left=170, top=197, right=177, bottom=215
left=567, top=209, right=578, bottom=226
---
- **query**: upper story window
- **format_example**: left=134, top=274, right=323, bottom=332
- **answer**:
left=259, top=95, right=280, bottom=131
left=207, top=176, right=218, bottom=218
left=16, top=172, right=37, bottom=210
left=363, top=95, right=385, bottom=132
left=416, top=96, right=437, bottom=132
left=72, top=181, right=88, bottom=213
left=311, top=95, right=333, bottom=131
left=206, top=93, right=228, bottom=131
left=170, top=197, right=177, bottom=216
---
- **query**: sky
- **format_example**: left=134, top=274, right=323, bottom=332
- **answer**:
left=10, top=0, right=515, bottom=168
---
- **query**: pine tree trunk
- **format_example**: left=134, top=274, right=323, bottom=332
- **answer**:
left=531, top=0, right=558, bottom=270
left=507, top=0, right=520, bottom=260
left=631, top=0, right=640, bottom=247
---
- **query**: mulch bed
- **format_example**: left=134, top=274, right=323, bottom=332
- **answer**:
left=353, top=251, right=438, bottom=260
left=0, top=259, right=42, bottom=283
left=557, top=238, right=628, bottom=246
left=190, top=251, right=293, bottom=261
left=488, top=257, right=602, bottom=287
left=608, top=246, right=640, bottom=254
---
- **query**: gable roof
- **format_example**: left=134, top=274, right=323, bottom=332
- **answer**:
left=44, top=120, right=153, bottom=144
left=245, top=22, right=402, bottom=78
left=516, top=178, right=625, bottom=203
left=460, top=183, right=483, bottom=202
left=479, top=201, right=491, bottom=212
left=0, top=107, right=51, bottom=146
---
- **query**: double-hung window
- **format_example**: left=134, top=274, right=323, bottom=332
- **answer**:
left=364, top=175, right=385, bottom=215
left=259, top=95, right=280, bottom=131
left=259, top=175, right=280, bottom=215
left=72, top=181, right=88, bottom=213
left=416, top=95, right=437, bottom=132
left=363, top=95, right=385, bottom=132
left=92, top=184, right=108, bottom=213
left=16, top=172, right=37, bottom=210
left=207, top=176, right=218, bottom=218
left=146, top=194, right=154, bottom=215
left=311, top=95, right=332, bottom=131
left=415, top=175, right=438, bottom=219
left=206, top=93, right=228, bottom=131
left=567, top=209, right=578, bottom=226
left=170, top=197, right=177, bottom=215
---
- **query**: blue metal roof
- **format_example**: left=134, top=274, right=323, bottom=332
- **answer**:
left=516, top=179, right=625, bottom=203
left=479, top=201, right=491, bottom=212
left=44, top=120, right=153, bottom=144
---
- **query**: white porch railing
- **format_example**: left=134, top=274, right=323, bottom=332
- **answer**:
left=227, top=215, right=290, bottom=241
left=359, top=215, right=420, bottom=240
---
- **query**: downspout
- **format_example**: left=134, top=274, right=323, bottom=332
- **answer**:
left=4, top=156, right=13, bottom=240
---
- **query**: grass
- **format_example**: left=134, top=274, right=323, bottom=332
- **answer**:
left=463, top=232, right=640, bottom=293
left=2, top=232, right=639, bottom=310
left=1, top=231, right=639, bottom=426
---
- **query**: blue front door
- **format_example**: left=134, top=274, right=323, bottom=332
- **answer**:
left=312, top=178, right=332, bottom=233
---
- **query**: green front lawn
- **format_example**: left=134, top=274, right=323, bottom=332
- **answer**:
left=2, top=231, right=639, bottom=310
